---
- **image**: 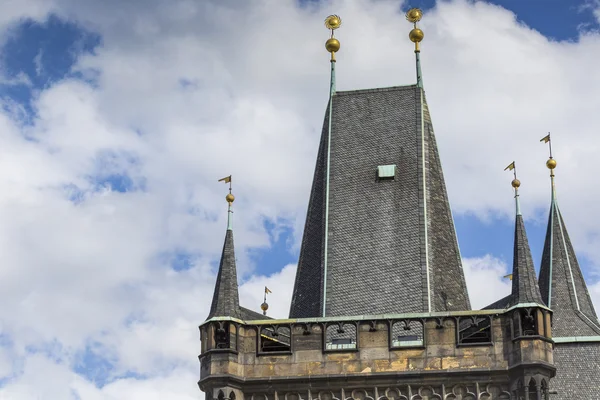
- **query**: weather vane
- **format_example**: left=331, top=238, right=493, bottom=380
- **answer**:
left=324, top=15, right=342, bottom=61
left=504, top=161, right=521, bottom=215
left=261, top=286, right=272, bottom=316
left=218, top=175, right=234, bottom=229
left=540, top=133, right=556, bottom=177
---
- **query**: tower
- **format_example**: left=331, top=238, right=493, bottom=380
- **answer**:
left=537, top=135, right=600, bottom=399
left=290, top=9, right=470, bottom=319
left=199, top=12, right=556, bottom=400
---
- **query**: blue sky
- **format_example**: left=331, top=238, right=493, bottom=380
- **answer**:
left=1, top=0, right=600, bottom=398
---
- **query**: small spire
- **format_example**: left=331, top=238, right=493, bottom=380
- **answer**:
left=538, top=134, right=600, bottom=334
left=208, top=175, right=241, bottom=320
left=406, top=8, right=424, bottom=88
left=503, top=162, right=544, bottom=306
left=261, top=286, right=272, bottom=316
left=219, top=175, right=234, bottom=230
left=504, top=161, right=521, bottom=216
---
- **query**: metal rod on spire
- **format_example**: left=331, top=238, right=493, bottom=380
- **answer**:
left=219, top=175, right=234, bottom=230
left=322, top=15, right=341, bottom=318
left=541, top=133, right=557, bottom=198
left=406, top=8, right=424, bottom=88
left=504, top=161, right=521, bottom=215
left=325, top=15, right=341, bottom=94
left=261, top=286, right=272, bottom=316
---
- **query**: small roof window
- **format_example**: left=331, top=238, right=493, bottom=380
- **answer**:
left=377, top=164, right=397, bottom=180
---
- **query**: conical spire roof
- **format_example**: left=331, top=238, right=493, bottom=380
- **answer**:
left=207, top=186, right=242, bottom=320
left=506, top=174, right=543, bottom=307
left=539, top=199, right=600, bottom=336
left=207, top=228, right=242, bottom=320
left=509, top=213, right=544, bottom=307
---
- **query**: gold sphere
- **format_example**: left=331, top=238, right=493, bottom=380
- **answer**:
left=409, top=28, right=424, bottom=43
left=260, top=302, right=269, bottom=311
left=226, top=193, right=235, bottom=203
left=546, top=158, right=557, bottom=169
left=325, top=38, right=340, bottom=53
left=325, top=15, right=342, bottom=30
left=406, top=8, right=423, bottom=23
left=511, top=178, right=521, bottom=189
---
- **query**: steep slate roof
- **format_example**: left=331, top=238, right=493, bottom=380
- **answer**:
left=239, top=306, right=272, bottom=321
left=538, top=197, right=600, bottom=337
left=207, top=229, right=242, bottom=320
left=483, top=294, right=511, bottom=310
left=290, top=85, right=471, bottom=318
left=509, top=213, right=544, bottom=307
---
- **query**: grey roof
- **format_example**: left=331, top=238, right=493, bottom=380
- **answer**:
left=207, top=229, right=242, bottom=320
left=483, top=294, right=511, bottom=310
left=239, top=306, right=272, bottom=321
left=538, top=199, right=600, bottom=336
left=551, top=342, right=600, bottom=399
left=290, top=85, right=471, bottom=318
left=509, top=214, right=544, bottom=306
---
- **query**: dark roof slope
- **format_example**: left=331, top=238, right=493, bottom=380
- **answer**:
left=207, top=229, right=242, bottom=320
left=539, top=202, right=600, bottom=336
left=509, top=215, right=544, bottom=306
left=290, top=85, right=470, bottom=318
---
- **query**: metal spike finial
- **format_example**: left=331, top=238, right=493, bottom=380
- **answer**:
left=324, top=15, right=342, bottom=62
left=218, top=175, right=234, bottom=230
left=406, top=8, right=424, bottom=87
left=504, top=162, right=521, bottom=215
left=261, top=286, right=272, bottom=316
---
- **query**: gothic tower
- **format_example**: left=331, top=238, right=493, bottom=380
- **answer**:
left=200, top=11, right=556, bottom=400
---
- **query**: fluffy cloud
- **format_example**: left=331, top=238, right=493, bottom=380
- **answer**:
left=463, top=255, right=512, bottom=310
left=0, top=0, right=599, bottom=398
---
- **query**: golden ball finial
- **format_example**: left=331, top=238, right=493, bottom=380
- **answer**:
left=406, top=8, right=423, bottom=23
left=325, top=15, right=342, bottom=30
left=226, top=193, right=235, bottom=204
left=325, top=38, right=340, bottom=53
left=546, top=158, right=557, bottom=170
left=260, top=302, right=269, bottom=311
left=409, top=28, right=424, bottom=43
left=511, top=178, right=521, bottom=189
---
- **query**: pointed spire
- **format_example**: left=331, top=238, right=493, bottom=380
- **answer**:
left=406, top=8, right=424, bottom=87
left=505, top=162, right=544, bottom=307
left=207, top=177, right=241, bottom=320
left=538, top=135, right=600, bottom=335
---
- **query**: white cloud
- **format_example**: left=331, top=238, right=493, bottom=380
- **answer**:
left=0, top=0, right=599, bottom=398
left=463, top=255, right=512, bottom=310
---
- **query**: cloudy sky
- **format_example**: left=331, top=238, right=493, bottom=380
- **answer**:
left=1, top=0, right=600, bottom=398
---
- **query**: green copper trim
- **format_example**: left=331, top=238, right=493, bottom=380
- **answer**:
left=506, top=302, right=551, bottom=312
left=547, top=180, right=554, bottom=308
left=416, top=51, right=423, bottom=88
left=555, top=198, right=581, bottom=311
left=201, top=307, right=518, bottom=328
left=322, top=59, right=336, bottom=317
left=419, top=88, right=431, bottom=312
left=553, top=336, right=600, bottom=343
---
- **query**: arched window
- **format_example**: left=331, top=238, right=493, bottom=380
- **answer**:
left=540, top=380, right=549, bottom=400
left=527, top=379, right=537, bottom=400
